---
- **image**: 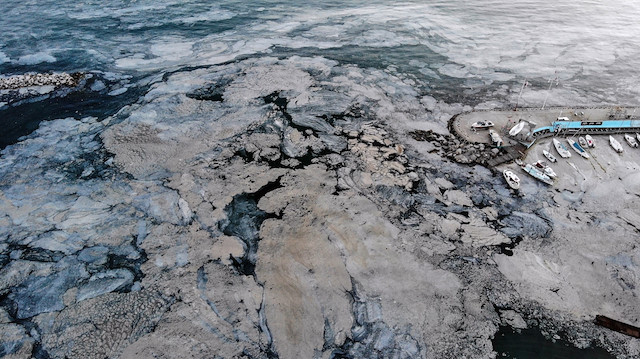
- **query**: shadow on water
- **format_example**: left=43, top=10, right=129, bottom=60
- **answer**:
left=493, top=326, right=613, bottom=359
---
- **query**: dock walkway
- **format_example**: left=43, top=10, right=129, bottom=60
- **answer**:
left=453, top=107, right=640, bottom=152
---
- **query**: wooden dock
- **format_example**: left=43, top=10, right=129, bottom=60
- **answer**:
left=486, top=144, right=527, bottom=167
left=595, top=315, right=640, bottom=338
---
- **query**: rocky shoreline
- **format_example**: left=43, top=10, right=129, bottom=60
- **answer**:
left=1, top=57, right=639, bottom=358
left=0, top=72, right=83, bottom=90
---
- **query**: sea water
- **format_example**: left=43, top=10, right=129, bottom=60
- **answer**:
left=1, top=1, right=638, bottom=356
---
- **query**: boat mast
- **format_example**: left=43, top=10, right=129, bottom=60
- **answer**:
left=541, top=75, right=558, bottom=110
left=514, top=78, right=527, bottom=111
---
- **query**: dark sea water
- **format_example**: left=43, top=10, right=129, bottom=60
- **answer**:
left=493, top=327, right=613, bottom=359
left=1, top=1, right=638, bottom=356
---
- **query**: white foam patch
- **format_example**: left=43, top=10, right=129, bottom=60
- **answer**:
left=150, top=40, right=194, bottom=61
left=173, top=9, right=235, bottom=24
left=17, top=52, right=56, bottom=65
left=0, top=51, right=9, bottom=64
left=108, top=87, right=128, bottom=96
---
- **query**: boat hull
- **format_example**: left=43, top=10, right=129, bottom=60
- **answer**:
left=553, top=138, right=571, bottom=158
left=609, top=136, right=624, bottom=153
left=568, top=139, right=590, bottom=159
left=543, top=150, right=557, bottom=163
left=522, top=164, right=553, bottom=185
left=503, top=170, right=520, bottom=190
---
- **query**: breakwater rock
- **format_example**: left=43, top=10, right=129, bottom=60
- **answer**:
left=0, top=72, right=82, bottom=90
left=408, top=129, right=502, bottom=165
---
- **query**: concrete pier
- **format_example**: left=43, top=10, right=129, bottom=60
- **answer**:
left=453, top=106, right=640, bottom=146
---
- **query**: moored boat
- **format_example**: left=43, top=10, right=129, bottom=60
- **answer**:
left=543, top=149, right=557, bottom=163
left=534, top=160, right=557, bottom=178
left=610, top=136, right=624, bottom=153
left=503, top=169, right=520, bottom=190
left=585, top=134, right=595, bottom=148
left=508, top=121, right=525, bottom=136
left=552, top=138, right=571, bottom=158
left=567, top=138, right=590, bottom=159
left=522, top=163, right=554, bottom=185
left=624, top=133, right=638, bottom=148
left=579, top=136, right=588, bottom=148
left=636, top=133, right=640, bottom=143
left=471, top=120, right=494, bottom=129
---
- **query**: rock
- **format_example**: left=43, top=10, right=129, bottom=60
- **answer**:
left=76, top=269, right=135, bottom=302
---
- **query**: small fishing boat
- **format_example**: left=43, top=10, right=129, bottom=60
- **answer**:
left=522, top=163, right=554, bottom=185
left=610, top=136, right=624, bottom=153
left=552, top=138, right=572, bottom=158
left=471, top=120, right=494, bottom=129
left=509, top=121, right=525, bottom=136
left=579, top=136, right=588, bottom=148
left=624, top=134, right=638, bottom=148
left=534, top=160, right=557, bottom=178
left=567, top=138, right=590, bottom=159
left=585, top=134, right=595, bottom=148
left=489, top=129, right=503, bottom=147
left=503, top=169, right=520, bottom=190
left=543, top=149, right=557, bottom=163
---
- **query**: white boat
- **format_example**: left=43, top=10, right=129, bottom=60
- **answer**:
left=609, top=135, right=624, bottom=153
left=585, top=135, right=595, bottom=148
left=636, top=133, right=640, bottom=143
left=489, top=129, right=503, bottom=147
left=503, top=169, right=520, bottom=190
left=471, top=120, right=494, bottom=129
left=509, top=121, right=525, bottom=136
left=542, top=149, right=557, bottom=163
left=579, top=136, right=588, bottom=148
left=534, top=160, right=557, bottom=178
left=553, top=138, right=572, bottom=158
left=624, top=134, right=638, bottom=148
left=567, top=138, right=590, bottom=159
left=522, top=163, right=554, bottom=185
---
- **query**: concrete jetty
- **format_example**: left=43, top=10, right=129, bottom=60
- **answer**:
left=453, top=106, right=640, bottom=147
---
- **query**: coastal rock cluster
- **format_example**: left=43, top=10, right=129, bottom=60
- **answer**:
left=408, top=129, right=502, bottom=165
left=0, top=72, right=82, bottom=90
left=1, top=56, right=639, bottom=359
